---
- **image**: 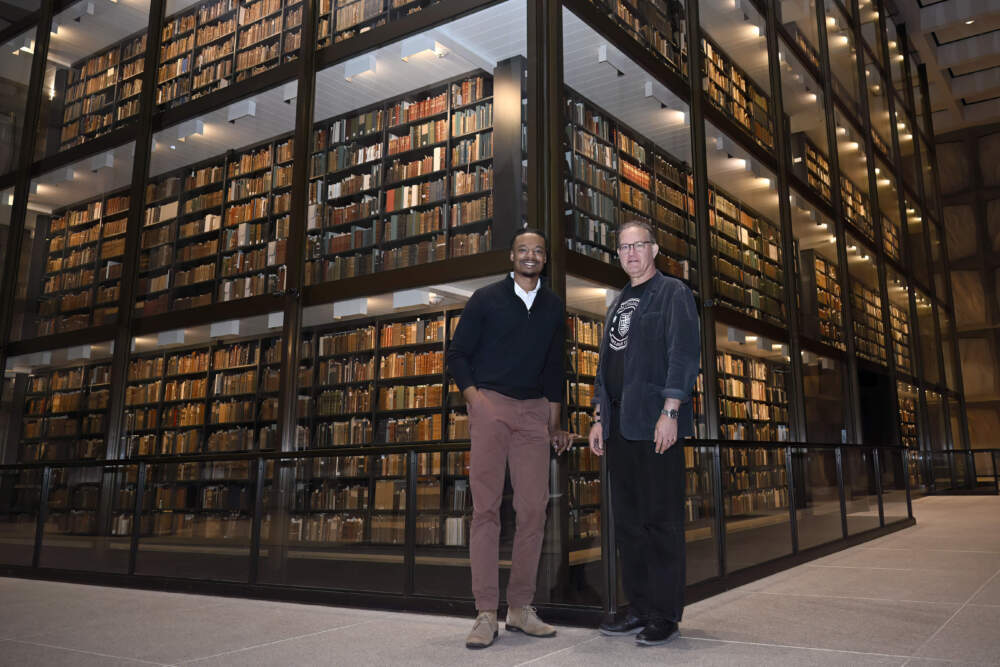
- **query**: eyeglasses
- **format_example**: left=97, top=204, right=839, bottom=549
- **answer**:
left=617, top=241, right=655, bottom=254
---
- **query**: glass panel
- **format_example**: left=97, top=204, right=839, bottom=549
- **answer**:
left=782, top=39, right=832, bottom=205
left=258, top=454, right=405, bottom=593
left=878, top=447, right=907, bottom=523
left=778, top=0, right=822, bottom=71
left=909, top=53, right=926, bottom=137
left=309, top=2, right=526, bottom=284
left=940, top=311, right=958, bottom=391
left=706, top=126, right=786, bottom=329
left=801, top=352, right=846, bottom=444
left=845, top=234, right=885, bottom=366
left=0, top=187, right=14, bottom=295
left=562, top=14, right=695, bottom=289
left=0, top=469, right=41, bottom=565
left=915, top=290, right=940, bottom=385
left=685, top=444, right=718, bottom=584
left=36, top=0, right=151, bottom=160
left=142, top=85, right=296, bottom=315
left=949, top=397, right=965, bottom=451
left=897, top=380, right=923, bottom=494
left=835, top=110, right=874, bottom=243
left=568, top=0, right=688, bottom=76
left=842, top=446, right=879, bottom=534
left=973, top=450, right=995, bottom=486
left=920, top=138, right=938, bottom=215
left=316, top=0, right=459, bottom=54
left=155, top=0, right=302, bottom=111
left=887, top=23, right=905, bottom=104
left=135, top=458, right=256, bottom=581
left=123, top=318, right=282, bottom=457
left=875, top=157, right=902, bottom=263
left=715, top=323, right=791, bottom=442
left=929, top=221, right=946, bottom=300
left=825, top=3, right=861, bottom=118
left=722, top=445, right=792, bottom=572
left=701, top=0, right=774, bottom=150
left=858, top=1, right=883, bottom=67
left=4, top=343, right=115, bottom=463
left=791, top=447, right=843, bottom=549
left=39, top=464, right=136, bottom=572
left=790, top=191, right=843, bottom=350
left=905, top=199, right=929, bottom=289
left=924, top=389, right=947, bottom=450
left=863, top=63, right=892, bottom=159
left=0, top=25, right=37, bottom=174
left=897, top=106, right=918, bottom=193
left=10, top=145, right=136, bottom=341
left=885, top=265, right=912, bottom=377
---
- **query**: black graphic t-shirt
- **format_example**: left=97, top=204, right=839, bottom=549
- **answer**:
left=604, top=278, right=651, bottom=402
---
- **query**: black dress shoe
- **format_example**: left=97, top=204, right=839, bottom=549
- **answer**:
left=599, top=612, right=647, bottom=636
left=635, top=620, right=679, bottom=646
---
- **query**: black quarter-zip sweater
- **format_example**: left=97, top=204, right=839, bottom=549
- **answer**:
left=446, top=274, right=565, bottom=403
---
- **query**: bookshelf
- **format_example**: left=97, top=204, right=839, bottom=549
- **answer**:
left=19, top=362, right=112, bottom=463
left=33, top=192, right=128, bottom=337
left=799, top=249, right=844, bottom=350
left=708, top=187, right=785, bottom=326
left=563, top=92, right=698, bottom=288
left=889, top=302, right=912, bottom=375
left=784, top=23, right=821, bottom=73
left=722, top=446, right=789, bottom=516
left=43, top=467, right=105, bottom=538
left=850, top=281, right=887, bottom=365
left=59, top=32, right=147, bottom=151
left=305, top=71, right=496, bottom=283
left=565, top=311, right=602, bottom=550
left=583, top=0, right=687, bottom=76
left=790, top=133, right=832, bottom=203
left=716, top=351, right=790, bottom=442
left=122, top=337, right=280, bottom=456
left=840, top=174, right=874, bottom=241
left=701, top=35, right=774, bottom=150
left=882, top=214, right=901, bottom=263
left=897, top=385, right=920, bottom=487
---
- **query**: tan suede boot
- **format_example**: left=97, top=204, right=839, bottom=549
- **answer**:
left=505, top=605, right=556, bottom=637
left=466, top=610, right=499, bottom=649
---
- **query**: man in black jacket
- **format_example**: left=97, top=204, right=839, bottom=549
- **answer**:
left=588, top=220, right=701, bottom=646
left=447, top=229, right=573, bottom=649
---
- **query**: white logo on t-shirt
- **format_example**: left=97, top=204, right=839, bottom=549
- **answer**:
left=609, top=297, right=640, bottom=351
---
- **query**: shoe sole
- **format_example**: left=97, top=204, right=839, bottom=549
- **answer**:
left=635, top=630, right=679, bottom=646
left=505, top=624, right=557, bottom=638
left=599, top=626, right=645, bottom=637
left=466, top=629, right=498, bottom=649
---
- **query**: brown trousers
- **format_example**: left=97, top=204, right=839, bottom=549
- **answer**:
left=468, top=388, right=551, bottom=611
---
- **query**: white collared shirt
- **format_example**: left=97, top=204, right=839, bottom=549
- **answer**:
left=510, top=272, right=540, bottom=310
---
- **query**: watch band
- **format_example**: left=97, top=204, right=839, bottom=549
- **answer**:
left=661, top=408, right=679, bottom=419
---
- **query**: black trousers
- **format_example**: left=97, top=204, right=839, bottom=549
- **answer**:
left=606, top=410, right=686, bottom=623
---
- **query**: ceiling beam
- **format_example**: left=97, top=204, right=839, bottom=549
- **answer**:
left=919, top=0, right=1000, bottom=32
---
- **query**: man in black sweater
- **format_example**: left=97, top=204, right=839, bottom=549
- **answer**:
left=447, top=229, right=572, bottom=649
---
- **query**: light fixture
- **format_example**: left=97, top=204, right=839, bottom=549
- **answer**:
left=400, top=34, right=446, bottom=62
left=333, top=298, right=368, bottom=319
left=282, top=81, right=297, bottom=104
left=745, top=335, right=759, bottom=342
left=227, top=99, right=256, bottom=122
left=157, top=329, right=185, bottom=347
left=965, top=19, right=975, bottom=25
left=90, top=151, right=114, bottom=171
left=209, top=320, right=241, bottom=337
left=727, top=327, right=746, bottom=344
left=848, top=244, right=857, bottom=251
left=50, top=20, right=60, bottom=35
left=817, top=222, right=828, bottom=229
left=393, top=289, right=432, bottom=309
left=11, top=34, right=33, bottom=55
left=598, top=44, right=627, bottom=77
left=175, top=118, right=204, bottom=142
left=268, top=312, right=284, bottom=329
left=829, top=236, right=837, bottom=243
left=344, top=54, right=376, bottom=81
left=69, top=1, right=95, bottom=21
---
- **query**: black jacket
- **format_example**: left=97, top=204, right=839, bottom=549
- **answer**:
left=593, top=272, right=701, bottom=440
left=447, top=275, right=565, bottom=402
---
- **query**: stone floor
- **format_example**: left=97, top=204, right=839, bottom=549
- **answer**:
left=2, top=495, right=999, bottom=666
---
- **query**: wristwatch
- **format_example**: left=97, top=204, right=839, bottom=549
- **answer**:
left=661, top=408, right=679, bottom=419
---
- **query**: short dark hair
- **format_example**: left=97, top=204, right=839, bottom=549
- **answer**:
left=509, top=227, right=548, bottom=251
left=617, top=220, right=656, bottom=244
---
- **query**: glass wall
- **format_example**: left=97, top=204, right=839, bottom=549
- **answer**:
left=928, top=220, right=946, bottom=300
left=845, top=234, right=885, bottom=367
left=801, top=351, right=846, bottom=444
left=8, top=143, right=136, bottom=341
left=858, top=0, right=883, bottom=68
left=779, top=0, right=822, bottom=73
left=864, top=62, right=892, bottom=160
left=897, top=380, right=923, bottom=492
left=825, top=3, right=861, bottom=118
left=875, top=157, right=902, bottom=264
left=885, top=265, right=913, bottom=378
left=782, top=39, right=832, bottom=206
left=790, top=191, right=843, bottom=351
left=0, top=24, right=37, bottom=174
left=835, top=110, right=874, bottom=244
left=905, top=198, right=929, bottom=289
left=925, top=389, right=948, bottom=450
left=35, top=0, right=151, bottom=161
left=915, top=289, right=940, bottom=386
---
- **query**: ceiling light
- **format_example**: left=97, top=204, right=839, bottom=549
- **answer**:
left=400, top=34, right=446, bottom=62
left=344, top=54, right=376, bottom=81
left=965, top=19, right=975, bottom=25
left=598, top=44, right=627, bottom=76
left=227, top=99, right=256, bottom=122
left=175, top=118, right=204, bottom=142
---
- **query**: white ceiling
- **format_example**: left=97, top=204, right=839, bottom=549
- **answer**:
left=889, top=0, right=1000, bottom=133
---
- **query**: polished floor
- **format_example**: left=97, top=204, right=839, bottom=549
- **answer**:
left=1, top=495, right=999, bottom=666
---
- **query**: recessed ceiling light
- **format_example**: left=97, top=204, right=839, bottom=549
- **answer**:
left=965, top=19, right=975, bottom=25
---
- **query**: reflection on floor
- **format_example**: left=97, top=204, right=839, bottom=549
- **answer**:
left=1, top=495, right=999, bottom=665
